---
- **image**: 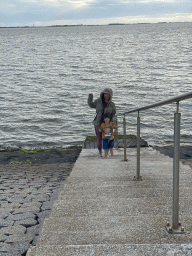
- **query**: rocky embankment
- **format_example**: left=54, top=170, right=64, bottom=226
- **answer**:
left=83, top=135, right=148, bottom=149
left=0, top=148, right=81, bottom=256
left=153, top=145, right=192, bottom=169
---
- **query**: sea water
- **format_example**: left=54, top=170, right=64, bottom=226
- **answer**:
left=0, top=22, right=192, bottom=150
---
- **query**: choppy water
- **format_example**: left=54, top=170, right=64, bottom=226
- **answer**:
left=1, top=23, right=192, bottom=150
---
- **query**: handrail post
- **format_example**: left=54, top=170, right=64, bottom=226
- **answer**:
left=172, top=102, right=181, bottom=230
left=123, top=115, right=127, bottom=161
left=136, top=111, right=141, bottom=180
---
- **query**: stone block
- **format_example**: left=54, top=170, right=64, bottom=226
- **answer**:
left=6, top=212, right=36, bottom=221
left=1, top=225, right=26, bottom=235
left=0, top=212, right=9, bottom=219
left=30, top=201, right=43, bottom=209
left=37, top=210, right=51, bottom=223
left=27, top=224, right=41, bottom=236
left=12, top=208, right=26, bottom=214
left=15, top=218, right=37, bottom=228
left=0, top=233, right=7, bottom=242
left=41, top=201, right=53, bottom=211
left=5, top=233, right=34, bottom=243
left=31, top=235, right=39, bottom=246
left=13, top=206, right=40, bottom=214
left=0, top=220, right=14, bottom=228
left=28, top=195, right=50, bottom=202
left=0, top=242, right=29, bottom=255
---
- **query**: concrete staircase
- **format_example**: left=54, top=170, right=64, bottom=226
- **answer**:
left=27, top=148, right=192, bottom=255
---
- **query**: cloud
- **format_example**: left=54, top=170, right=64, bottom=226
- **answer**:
left=120, top=0, right=189, bottom=2
left=34, top=12, right=192, bottom=26
left=0, top=0, right=191, bottom=26
left=14, top=0, right=96, bottom=8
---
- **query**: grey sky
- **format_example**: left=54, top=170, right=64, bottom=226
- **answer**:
left=0, top=0, right=192, bottom=27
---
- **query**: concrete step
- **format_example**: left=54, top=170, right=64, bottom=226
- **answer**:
left=27, top=243, right=192, bottom=256
left=27, top=148, right=192, bottom=256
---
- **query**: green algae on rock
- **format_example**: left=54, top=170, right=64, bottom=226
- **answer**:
left=0, top=147, right=82, bottom=165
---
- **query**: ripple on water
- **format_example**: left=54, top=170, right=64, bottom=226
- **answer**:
left=1, top=24, right=192, bottom=150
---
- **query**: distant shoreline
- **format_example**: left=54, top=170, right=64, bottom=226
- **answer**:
left=0, top=21, right=191, bottom=29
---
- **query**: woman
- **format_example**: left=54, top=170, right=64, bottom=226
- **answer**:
left=88, top=88, right=116, bottom=157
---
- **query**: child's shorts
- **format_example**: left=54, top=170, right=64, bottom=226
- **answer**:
left=103, top=139, right=114, bottom=150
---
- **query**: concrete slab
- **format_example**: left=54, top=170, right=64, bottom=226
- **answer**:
left=27, top=148, right=192, bottom=256
left=27, top=243, right=192, bottom=256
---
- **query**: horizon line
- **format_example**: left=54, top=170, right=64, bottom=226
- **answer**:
left=0, top=21, right=191, bottom=29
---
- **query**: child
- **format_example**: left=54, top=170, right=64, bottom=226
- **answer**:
left=99, top=113, right=117, bottom=157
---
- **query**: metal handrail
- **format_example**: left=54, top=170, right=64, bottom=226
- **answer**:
left=120, top=91, right=192, bottom=233
left=122, top=91, right=192, bottom=115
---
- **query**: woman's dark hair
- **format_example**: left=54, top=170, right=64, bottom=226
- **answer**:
left=102, top=93, right=105, bottom=102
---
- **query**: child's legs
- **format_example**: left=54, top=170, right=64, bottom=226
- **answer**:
left=109, top=139, right=114, bottom=157
left=103, top=139, right=109, bottom=157
left=109, top=148, right=113, bottom=157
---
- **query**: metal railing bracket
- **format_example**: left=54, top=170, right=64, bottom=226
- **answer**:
left=165, top=221, right=185, bottom=234
left=133, top=175, right=142, bottom=181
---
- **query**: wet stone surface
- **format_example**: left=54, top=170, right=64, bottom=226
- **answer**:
left=0, top=148, right=81, bottom=165
left=0, top=150, right=80, bottom=256
left=152, top=145, right=192, bottom=159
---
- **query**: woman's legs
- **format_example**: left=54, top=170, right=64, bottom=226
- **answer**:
left=95, top=126, right=102, bottom=156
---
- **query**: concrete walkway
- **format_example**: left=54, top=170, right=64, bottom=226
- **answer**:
left=27, top=147, right=192, bottom=256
